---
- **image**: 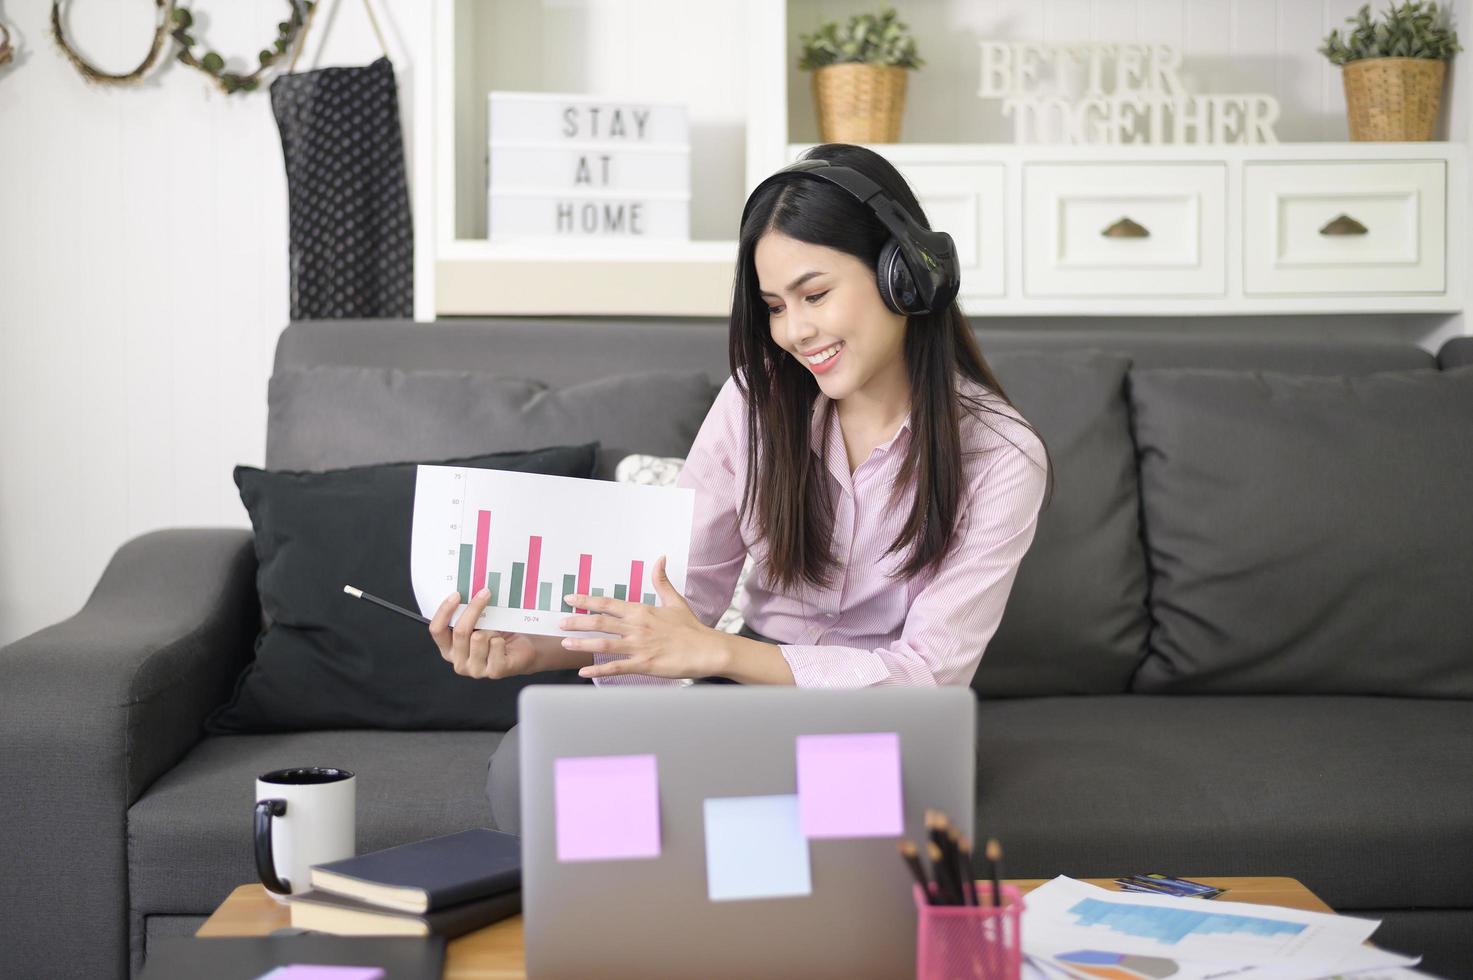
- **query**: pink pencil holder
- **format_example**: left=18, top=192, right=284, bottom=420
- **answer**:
left=913, top=882, right=1024, bottom=980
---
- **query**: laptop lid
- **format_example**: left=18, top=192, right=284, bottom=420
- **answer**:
left=519, top=686, right=977, bottom=979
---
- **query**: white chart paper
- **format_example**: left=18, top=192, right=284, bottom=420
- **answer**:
left=410, top=465, right=694, bottom=637
left=1023, top=877, right=1382, bottom=980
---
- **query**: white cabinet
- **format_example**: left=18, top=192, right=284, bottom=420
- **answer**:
left=1242, top=160, right=1446, bottom=296
left=1022, top=162, right=1226, bottom=298
left=900, top=163, right=1006, bottom=299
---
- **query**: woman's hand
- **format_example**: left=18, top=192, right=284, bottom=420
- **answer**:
left=429, top=588, right=560, bottom=680
left=562, top=555, right=727, bottom=680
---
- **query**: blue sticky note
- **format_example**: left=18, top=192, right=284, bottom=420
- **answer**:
left=703, top=794, right=812, bottom=902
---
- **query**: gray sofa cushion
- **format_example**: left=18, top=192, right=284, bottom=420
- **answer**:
left=266, top=367, right=718, bottom=480
left=972, top=695, right=1473, bottom=912
left=207, top=446, right=597, bottom=735
left=973, top=351, right=1149, bottom=696
left=127, top=730, right=504, bottom=973
left=1440, top=336, right=1473, bottom=369
left=1129, top=365, right=1473, bottom=696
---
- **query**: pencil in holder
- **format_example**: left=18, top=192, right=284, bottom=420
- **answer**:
left=913, top=883, right=1024, bottom=980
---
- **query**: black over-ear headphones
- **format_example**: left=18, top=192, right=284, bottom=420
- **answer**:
left=740, top=157, right=961, bottom=317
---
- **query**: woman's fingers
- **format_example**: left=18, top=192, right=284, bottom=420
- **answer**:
left=450, top=588, right=493, bottom=670
left=464, top=628, right=492, bottom=677
left=428, top=592, right=461, bottom=660
left=557, top=613, right=629, bottom=635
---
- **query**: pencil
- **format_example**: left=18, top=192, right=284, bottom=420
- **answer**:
left=985, top=838, right=1004, bottom=909
left=923, top=812, right=945, bottom=899
left=932, top=813, right=965, bottom=906
left=957, top=835, right=977, bottom=906
left=945, top=829, right=975, bottom=906
left=898, top=840, right=932, bottom=905
left=926, top=841, right=959, bottom=906
left=342, top=585, right=433, bottom=625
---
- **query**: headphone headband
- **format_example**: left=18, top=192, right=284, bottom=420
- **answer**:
left=740, top=157, right=961, bottom=316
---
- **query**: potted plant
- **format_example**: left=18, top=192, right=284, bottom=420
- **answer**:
left=1319, top=1, right=1461, bottom=140
left=798, top=7, right=924, bottom=143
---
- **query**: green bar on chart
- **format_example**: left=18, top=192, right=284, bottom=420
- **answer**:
left=539, top=581, right=552, bottom=611
left=488, top=571, right=501, bottom=607
left=561, top=574, right=576, bottom=612
left=614, top=584, right=627, bottom=601
left=457, top=545, right=473, bottom=599
left=591, top=587, right=604, bottom=597
left=509, top=562, right=524, bottom=609
left=643, top=592, right=656, bottom=605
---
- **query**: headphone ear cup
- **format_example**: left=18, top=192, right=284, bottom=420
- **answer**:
left=877, top=239, right=921, bottom=315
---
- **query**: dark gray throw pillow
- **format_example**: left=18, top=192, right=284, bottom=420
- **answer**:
left=1129, top=365, right=1473, bottom=697
left=206, top=444, right=599, bottom=734
left=971, top=351, right=1151, bottom=697
left=265, top=367, right=718, bottom=479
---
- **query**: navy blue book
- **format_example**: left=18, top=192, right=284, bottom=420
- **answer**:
left=309, top=828, right=521, bottom=913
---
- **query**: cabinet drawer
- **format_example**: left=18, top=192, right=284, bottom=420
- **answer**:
left=1023, top=163, right=1226, bottom=297
left=1243, top=161, right=1445, bottom=295
left=894, top=162, right=1006, bottom=298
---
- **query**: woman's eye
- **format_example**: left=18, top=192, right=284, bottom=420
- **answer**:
left=767, top=304, right=784, bottom=316
left=804, top=291, right=829, bottom=304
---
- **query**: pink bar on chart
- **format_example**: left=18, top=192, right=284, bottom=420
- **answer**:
left=629, top=560, right=644, bottom=607
left=524, top=535, right=542, bottom=609
left=472, top=511, right=491, bottom=597
left=576, top=553, right=592, bottom=615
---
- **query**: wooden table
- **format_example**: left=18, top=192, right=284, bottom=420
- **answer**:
left=199, top=876, right=1333, bottom=979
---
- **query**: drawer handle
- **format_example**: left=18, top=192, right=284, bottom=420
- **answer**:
left=1101, top=217, right=1149, bottom=239
left=1319, top=214, right=1368, bottom=236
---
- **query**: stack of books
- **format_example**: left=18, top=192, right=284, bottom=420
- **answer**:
left=290, top=828, right=522, bottom=940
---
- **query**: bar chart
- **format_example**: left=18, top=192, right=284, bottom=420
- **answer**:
left=410, top=465, right=694, bottom=638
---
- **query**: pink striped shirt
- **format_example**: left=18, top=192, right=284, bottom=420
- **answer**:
left=593, top=372, right=1048, bottom=688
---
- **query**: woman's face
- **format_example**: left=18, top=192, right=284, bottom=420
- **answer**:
left=755, top=230, right=907, bottom=403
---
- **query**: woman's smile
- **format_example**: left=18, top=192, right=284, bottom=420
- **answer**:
left=805, top=340, right=844, bottom=374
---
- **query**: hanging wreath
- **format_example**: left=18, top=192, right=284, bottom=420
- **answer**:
left=170, top=0, right=315, bottom=95
left=50, top=0, right=173, bottom=85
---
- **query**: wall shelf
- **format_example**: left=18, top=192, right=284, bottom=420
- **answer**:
left=422, top=0, right=1466, bottom=318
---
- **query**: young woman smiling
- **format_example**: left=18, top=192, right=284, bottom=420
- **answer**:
left=428, top=143, right=1050, bottom=833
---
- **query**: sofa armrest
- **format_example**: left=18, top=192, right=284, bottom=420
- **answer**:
left=0, top=527, right=258, bottom=980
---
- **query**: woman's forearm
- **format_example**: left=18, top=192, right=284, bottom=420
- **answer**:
left=532, top=633, right=597, bottom=671
left=712, top=632, right=797, bottom=685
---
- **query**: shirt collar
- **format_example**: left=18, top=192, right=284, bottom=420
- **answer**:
left=810, top=392, right=914, bottom=459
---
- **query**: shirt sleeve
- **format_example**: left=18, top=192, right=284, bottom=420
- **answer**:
left=774, top=438, right=1048, bottom=689
left=592, top=376, right=749, bottom=688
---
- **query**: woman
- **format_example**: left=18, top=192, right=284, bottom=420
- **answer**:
left=429, top=143, right=1050, bottom=833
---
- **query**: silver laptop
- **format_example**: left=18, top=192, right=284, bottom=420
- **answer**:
left=518, top=686, right=976, bottom=979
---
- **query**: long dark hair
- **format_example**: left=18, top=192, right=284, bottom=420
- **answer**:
left=729, top=143, right=1049, bottom=594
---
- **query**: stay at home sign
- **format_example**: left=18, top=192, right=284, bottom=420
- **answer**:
left=487, top=93, right=692, bottom=240
left=978, top=42, right=1280, bottom=144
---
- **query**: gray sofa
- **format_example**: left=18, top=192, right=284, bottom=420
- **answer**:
left=3, top=317, right=1471, bottom=979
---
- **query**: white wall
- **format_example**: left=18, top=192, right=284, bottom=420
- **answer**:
left=0, top=0, right=428, bottom=644
left=1, top=0, right=1469, bottom=647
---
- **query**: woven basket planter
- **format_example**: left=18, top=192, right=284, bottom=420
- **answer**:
left=1342, top=56, right=1446, bottom=140
left=812, top=63, right=908, bottom=143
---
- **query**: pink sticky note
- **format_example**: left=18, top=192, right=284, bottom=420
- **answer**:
left=796, top=732, right=904, bottom=839
left=554, top=753, right=661, bottom=861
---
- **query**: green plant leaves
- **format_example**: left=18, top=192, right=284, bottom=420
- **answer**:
left=1319, top=1, right=1462, bottom=64
left=798, top=6, right=924, bottom=70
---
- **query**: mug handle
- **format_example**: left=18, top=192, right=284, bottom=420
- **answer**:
left=254, top=798, right=292, bottom=894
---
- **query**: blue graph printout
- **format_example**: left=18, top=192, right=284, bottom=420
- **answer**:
left=1067, top=898, right=1308, bottom=946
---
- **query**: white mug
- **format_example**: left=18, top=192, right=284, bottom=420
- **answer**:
left=254, top=766, right=356, bottom=903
